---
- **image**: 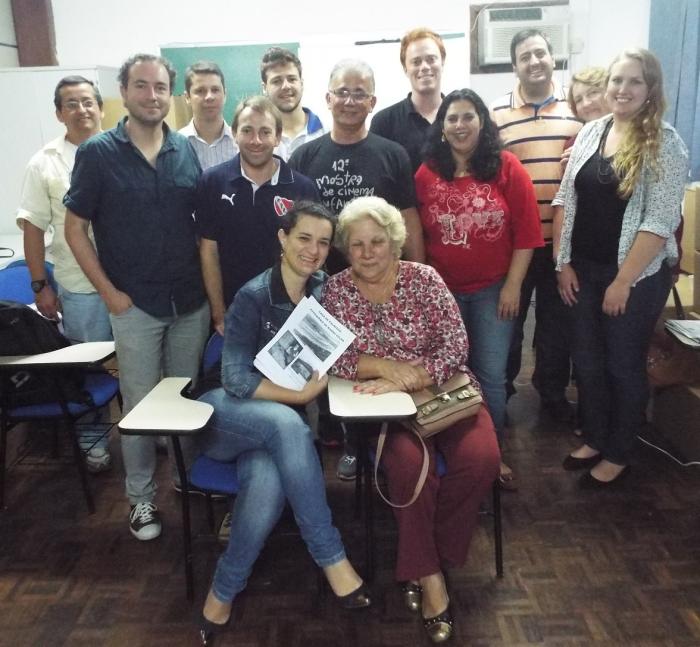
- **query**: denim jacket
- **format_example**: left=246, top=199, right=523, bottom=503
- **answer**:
left=221, top=263, right=326, bottom=399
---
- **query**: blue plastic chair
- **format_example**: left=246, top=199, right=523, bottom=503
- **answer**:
left=0, top=260, right=120, bottom=513
left=188, top=333, right=240, bottom=528
left=0, top=261, right=57, bottom=305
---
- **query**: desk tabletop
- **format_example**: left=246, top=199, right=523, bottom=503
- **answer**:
left=665, top=320, right=700, bottom=350
left=119, top=377, right=214, bottom=435
left=328, top=376, right=416, bottom=420
left=0, top=341, right=116, bottom=367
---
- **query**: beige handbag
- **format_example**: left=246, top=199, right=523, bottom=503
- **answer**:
left=374, top=373, right=483, bottom=508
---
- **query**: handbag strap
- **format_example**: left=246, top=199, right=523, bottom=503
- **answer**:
left=373, top=422, right=430, bottom=508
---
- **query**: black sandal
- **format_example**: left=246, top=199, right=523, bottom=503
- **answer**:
left=199, top=612, right=231, bottom=645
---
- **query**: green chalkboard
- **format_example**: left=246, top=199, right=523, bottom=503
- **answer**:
left=161, top=42, right=299, bottom=121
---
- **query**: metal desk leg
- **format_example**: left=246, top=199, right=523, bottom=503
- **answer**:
left=171, top=436, right=194, bottom=601
left=493, top=481, right=503, bottom=578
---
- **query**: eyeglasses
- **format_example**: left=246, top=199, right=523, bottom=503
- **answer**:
left=63, top=99, right=97, bottom=111
left=329, top=89, right=372, bottom=102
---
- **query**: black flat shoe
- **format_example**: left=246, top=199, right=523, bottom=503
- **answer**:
left=400, top=581, right=422, bottom=612
left=199, top=612, right=231, bottom=645
left=423, top=605, right=454, bottom=643
left=579, top=465, right=630, bottom=489
left=562, top=453, right=602, bottom=471
left=336, top=582, right=372, bottom=609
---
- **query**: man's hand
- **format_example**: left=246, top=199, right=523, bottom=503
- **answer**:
left=104, top=288, right=133, bottom=315
left=35, top=285, right=60, bottom=320
left=212, top=306, right=225, bottom=336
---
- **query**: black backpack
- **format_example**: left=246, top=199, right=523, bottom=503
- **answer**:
left=0, top=300, right=93, bottom=409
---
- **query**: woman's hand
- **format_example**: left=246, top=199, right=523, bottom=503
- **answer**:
left=297, top=371, right=329, bottom=404
left=353, top=377, right=403, bottom=395
left=557, top=263, right=579, bottom=306
left=560, top=145, right=573, bottom=170
left=498, top=281, right=521, bottom=320
left=602, top=278, right=631, bottom=316
left=378, top=357, right=425, bottom=392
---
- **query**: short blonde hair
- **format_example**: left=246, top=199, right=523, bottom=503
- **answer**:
left=567, top=66, right=607, bottom=117
left=336, top=196, right=406, bottom=258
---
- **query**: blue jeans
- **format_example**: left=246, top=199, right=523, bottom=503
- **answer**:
left=198, top=388, right=346, bottom=602
left=110, top=302, right=210, bottom=503
left=58, top=285, right=112, bottom=451
left=453, top=279, right=514, bottom=441
left=211, top=450, right=286, bottom=602
left=570, top=259, right=671, bottom=464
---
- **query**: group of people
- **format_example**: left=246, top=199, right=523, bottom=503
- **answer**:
left=16, top=24, right=689, bottom=645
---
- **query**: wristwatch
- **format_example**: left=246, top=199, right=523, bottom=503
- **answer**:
left=30, top=279, right=48, bottom=293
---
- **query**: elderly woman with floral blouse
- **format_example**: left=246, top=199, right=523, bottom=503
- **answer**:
left=322, top=195, right=500, bottom=643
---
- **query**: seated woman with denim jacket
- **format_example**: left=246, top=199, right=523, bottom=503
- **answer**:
left=197, top=202, right=370, bottom=645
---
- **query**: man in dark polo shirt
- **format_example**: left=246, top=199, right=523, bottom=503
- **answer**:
left=369, top=27, right=445, bottom=173
left=195, top=95, right=318, bottom=335
left=65, top=53, right=210, bottom=542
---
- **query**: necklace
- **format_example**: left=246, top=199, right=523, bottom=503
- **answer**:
left=597, top=120, right=618, bottom=186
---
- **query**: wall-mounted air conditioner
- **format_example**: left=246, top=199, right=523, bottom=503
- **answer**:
left=477, top=4, right=569, bottom=66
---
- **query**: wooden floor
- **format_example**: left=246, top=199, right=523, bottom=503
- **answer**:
left=2, top=345, right=700, bottom=646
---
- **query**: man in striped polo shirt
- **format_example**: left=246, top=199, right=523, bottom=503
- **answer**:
left=490, top=29, right=582, bottom=424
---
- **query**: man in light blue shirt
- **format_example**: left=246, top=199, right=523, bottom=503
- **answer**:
left=180, top=61, right=237, bottom=169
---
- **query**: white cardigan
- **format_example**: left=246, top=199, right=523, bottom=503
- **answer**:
left=554, top=115, right=689, bottom=283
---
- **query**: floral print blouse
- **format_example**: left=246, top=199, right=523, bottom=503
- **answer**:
left=322, top=261, right=472, bottom=387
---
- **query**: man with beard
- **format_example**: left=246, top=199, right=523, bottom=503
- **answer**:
left=489, top=30, right=582, bottom=441
left=194, top=96, right=318, bottom=335
left=65, top=54, right=210, bottom=541
left=261, top=47, right=325, bottom=161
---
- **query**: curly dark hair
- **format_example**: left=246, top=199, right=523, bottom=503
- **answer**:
left=422, top=88, right=502, bottom=182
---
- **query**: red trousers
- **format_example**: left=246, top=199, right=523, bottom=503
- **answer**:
left=380, top=407, right=500, bottom=581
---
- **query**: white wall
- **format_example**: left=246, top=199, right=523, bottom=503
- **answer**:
left=0, top=0, right=19, bottom=67
left=50, top=0, right=651, bottom=121
left=469, top=0, right=651, bottom=104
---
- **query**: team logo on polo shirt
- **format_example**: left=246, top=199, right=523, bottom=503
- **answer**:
left=273, top=196, right=294, bottom=217
left=220, top=192, right=236, bottom=206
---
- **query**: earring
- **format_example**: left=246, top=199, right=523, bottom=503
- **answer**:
left=441, top=133, right=446, bottom=142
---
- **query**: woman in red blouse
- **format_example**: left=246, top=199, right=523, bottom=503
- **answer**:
left=416, top=89, right=543, bottom=489
left=322, top=196, right=500, bottom=643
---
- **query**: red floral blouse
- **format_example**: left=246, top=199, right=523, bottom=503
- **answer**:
left=322, top=261, right=472, bottom=386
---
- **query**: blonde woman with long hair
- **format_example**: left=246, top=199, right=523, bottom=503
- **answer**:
left=553, top=48, right=689, bottom=487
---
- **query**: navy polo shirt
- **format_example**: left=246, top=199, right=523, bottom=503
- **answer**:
left=370, top=93, right=434, bottom=174
left=194, top=154, right=319, bottom=307
left=64, top=118, right=206, bottom=318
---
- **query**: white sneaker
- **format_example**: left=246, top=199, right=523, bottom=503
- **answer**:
left=85, top=447, right=112, bottom=473
left=129, top=502, right=162, bottom=541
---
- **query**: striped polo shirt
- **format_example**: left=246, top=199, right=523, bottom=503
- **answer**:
left=490, top=82, right=582, bottom=242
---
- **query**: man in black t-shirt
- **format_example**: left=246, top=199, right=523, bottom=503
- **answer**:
left=289, top=60, right=425, bottom=480
left=289, top=59, right=425, bottom=264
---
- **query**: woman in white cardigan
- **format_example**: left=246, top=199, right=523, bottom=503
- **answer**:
left=553, top=48, right=689, bottom=488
